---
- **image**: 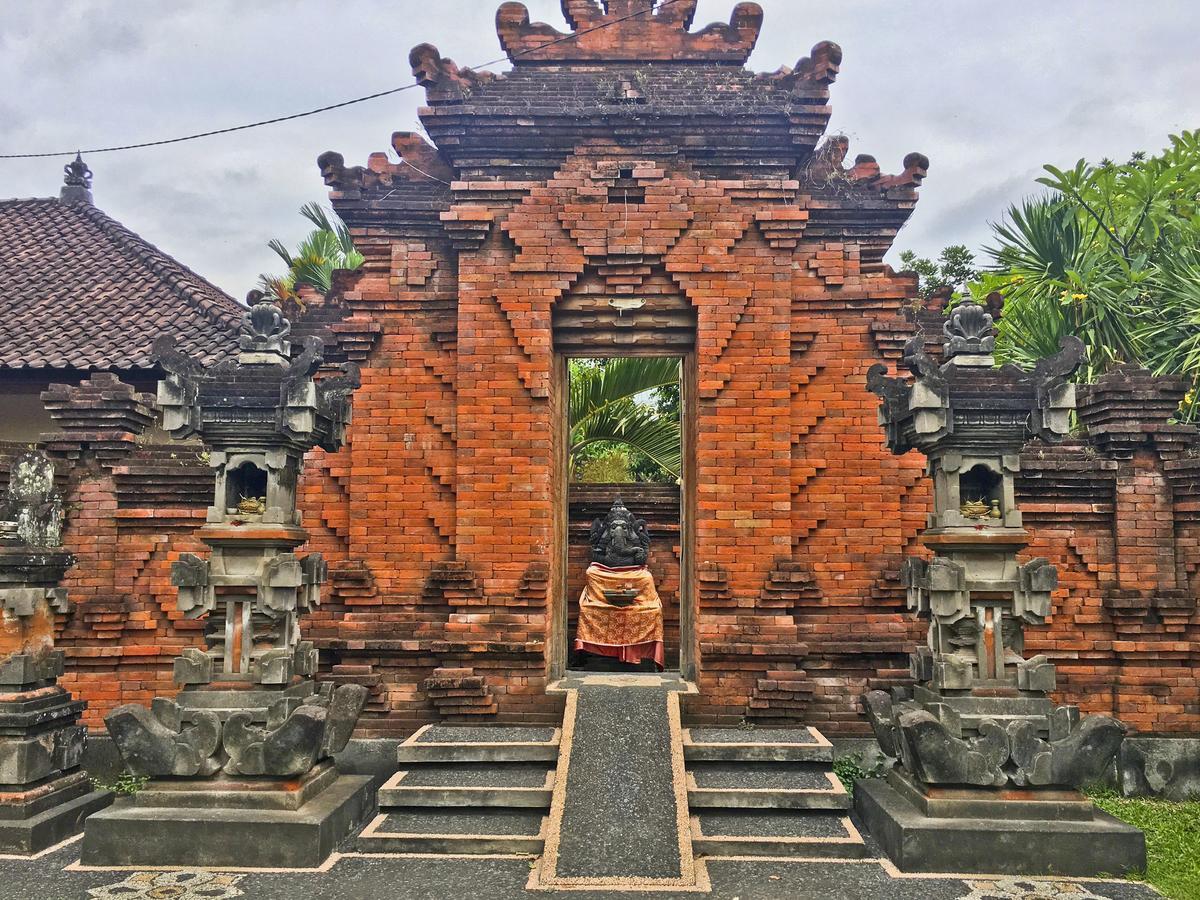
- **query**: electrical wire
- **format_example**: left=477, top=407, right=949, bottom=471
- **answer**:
left=0, top=0, right=688, bottom=160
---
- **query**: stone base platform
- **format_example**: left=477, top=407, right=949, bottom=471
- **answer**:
left=80, top=773, right=373, bottom=868
left=0, top=785, right=112, bottom=855
left=855, top=775, right=1146, bottom=877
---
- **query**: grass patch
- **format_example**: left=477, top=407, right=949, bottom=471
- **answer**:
left=91, top=772, right=149, bottom=796
left=832, top=752, right=887, bottom=796
left=1088, top=788, right=1200, bottom=899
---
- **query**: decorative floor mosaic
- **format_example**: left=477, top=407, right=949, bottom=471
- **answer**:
left=85, top=870, right=245, bottom=899
left=956, top=878, right=1114, bottom=900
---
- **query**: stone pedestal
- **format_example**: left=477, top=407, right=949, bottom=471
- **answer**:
left=0, top=453, right=111, bottom=853
left=83, top=300, right=368, bottom=868
left=856, top=773, right=1145, bottom=877
left=862, top=301, right=1146, bottom=876
left=82, top=766, right=372, bottom=868
left=0, top=678, right=112, bottom=854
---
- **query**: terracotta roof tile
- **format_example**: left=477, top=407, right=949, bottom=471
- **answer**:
left=0, top=197, right=243, bottom=370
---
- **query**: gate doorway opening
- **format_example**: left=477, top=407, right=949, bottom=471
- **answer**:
left=551, top=354, right=696, bottom=681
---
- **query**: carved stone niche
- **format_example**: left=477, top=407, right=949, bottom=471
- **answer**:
left=0, top=452, right=111, bottom=853
left=929, top=453, right=1021, bottom=530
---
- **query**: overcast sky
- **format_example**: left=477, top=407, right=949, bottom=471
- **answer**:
left=2, top=0, right=1198, bottom=297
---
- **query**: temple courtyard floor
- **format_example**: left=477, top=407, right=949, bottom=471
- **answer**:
left=0, top=673, right=1176, bottom=898
left=0, top=827, right=1166, bottom=900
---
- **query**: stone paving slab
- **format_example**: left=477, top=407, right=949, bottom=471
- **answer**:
left=415, top=726, right=558, bottom=744
left=549, top=684, right=683, bottom=881
left=696, top=810, right=852, bottom=839
left=689, top=763, right=834, bottom=790
left=687, top=727, right=823, bottom=745
left=0, top=836, right=1163, bottom=899
left=394, top=763, right=552, bottom=788
left=374, top=810, right=545, bottom=837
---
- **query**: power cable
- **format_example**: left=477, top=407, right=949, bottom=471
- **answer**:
left=0, top=0, right=687, bottom=160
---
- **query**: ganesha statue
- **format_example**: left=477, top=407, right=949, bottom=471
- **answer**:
left=574, top=499, right=664, bottom=669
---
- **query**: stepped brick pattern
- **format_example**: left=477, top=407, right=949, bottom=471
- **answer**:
left=4, top=3, right=1196, bottom=737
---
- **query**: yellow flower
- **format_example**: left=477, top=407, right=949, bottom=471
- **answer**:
left=1072, top=293, right=1088, bottom=301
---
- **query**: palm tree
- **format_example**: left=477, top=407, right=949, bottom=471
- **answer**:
left=569, top=358, right=681, bottom=481
left=260, top=203, right=364, bottom=307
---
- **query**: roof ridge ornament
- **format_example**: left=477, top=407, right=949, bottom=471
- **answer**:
left=806, top=136, right=929, bottom=195
left=238, top=292, right=293, bottom=363
left=942, top=300, right=996, bottom=364
left=60, top=152, right=94, bottom=205
left=496, top=0, right=763, bottom=64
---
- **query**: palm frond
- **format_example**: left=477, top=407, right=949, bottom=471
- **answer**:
left=299, top=202, right=335, bottom=233
left=267, top=239, right=294, bottom=268
left=571, top=398, right=681, bottom=479
left=568, top=358, right=682, bottom=480
left=569, top=357, right=680, bottom=425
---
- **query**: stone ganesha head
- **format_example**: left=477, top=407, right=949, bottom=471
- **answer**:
left=589, top=499, right=651, bottom=568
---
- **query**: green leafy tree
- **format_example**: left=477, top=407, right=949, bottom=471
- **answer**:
left=260, top=203, right=364, bottom=307
left=980, top=130, right=1200, bottom=416
left=569, top=358, right=681, bottom=483
left=898, top=244, right=979, bottom=300
left=576, top=450, right=635, bottom=484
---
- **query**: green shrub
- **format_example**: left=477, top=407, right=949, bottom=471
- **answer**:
left=832, top=752, right=887, bottom=795
left=92, top=772, right=149, bottom=796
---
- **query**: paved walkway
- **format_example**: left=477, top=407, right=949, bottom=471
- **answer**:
left=0, top=832, right=1162, bottom=899
left=535, top=674, right=694, bottom=890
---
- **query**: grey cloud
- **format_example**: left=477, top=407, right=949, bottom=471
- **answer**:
left=1, top=0, right=1199, bottom=292
left=4, top=2, right=148, bottom=73
left=0, top=103, right=27, bottom=133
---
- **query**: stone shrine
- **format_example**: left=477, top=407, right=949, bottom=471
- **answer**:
left=856, top=301, right=1146, bottom=875
left=81, top=299, right=372, bottom=868
left=0, top=452, right=110, bottom=853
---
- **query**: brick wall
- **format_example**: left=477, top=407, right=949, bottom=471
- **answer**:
left=27, top=327, right=1197, bottom=739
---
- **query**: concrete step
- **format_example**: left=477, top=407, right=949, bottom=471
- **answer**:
left=378, top=764, right=555, bottom=809
left=396, top=725, right=561, bottom=764
left=354, top=809, right=547, bottom=855
left=691, top=811, right=867, bottom=858
left=686, top=763, right=850, bottom=810
left=683, top=726, right=833, bottom=763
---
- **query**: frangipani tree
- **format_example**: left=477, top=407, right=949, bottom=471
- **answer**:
left=979, top=130, right=1200, bottom=417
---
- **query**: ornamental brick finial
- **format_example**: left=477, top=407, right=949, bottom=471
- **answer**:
left=60, top=152, right=93, bottom=205
left=496, top=0, right=763, bottom=64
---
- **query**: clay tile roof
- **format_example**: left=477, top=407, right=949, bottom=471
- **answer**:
left=0, top=197, right=243, bottom=371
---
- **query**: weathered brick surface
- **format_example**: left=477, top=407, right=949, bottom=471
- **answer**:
left=9, top=6, right=1195, bottom=737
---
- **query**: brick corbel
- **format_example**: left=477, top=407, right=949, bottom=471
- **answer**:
left=440, top=207, right=496, bottom=251
left=1077, top=365, right=1195, bottom=460
left=40, top=374, right=156, bottom=468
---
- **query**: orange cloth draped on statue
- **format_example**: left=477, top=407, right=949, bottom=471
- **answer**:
left=574, top=563, right=665, bottom=668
